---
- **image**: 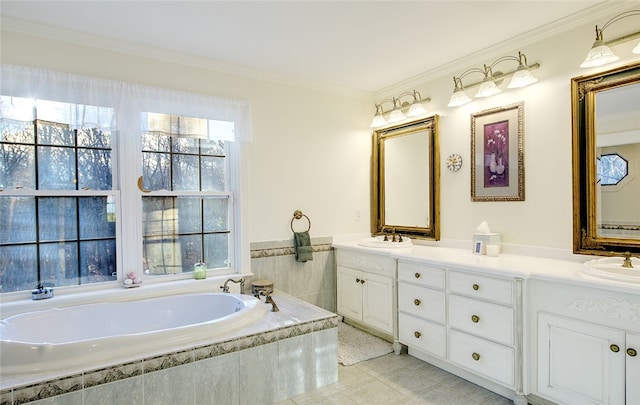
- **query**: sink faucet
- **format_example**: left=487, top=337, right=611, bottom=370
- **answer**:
left=259, top=290, right=279, bottom=312
left=622, top=252, right=635, bottom=269
left=220, top=277, right=245, bottom=293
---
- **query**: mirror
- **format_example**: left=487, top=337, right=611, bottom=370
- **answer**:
left=572, top=61, right=640, bottom=255
left=371, top=115, right=439, bottom=240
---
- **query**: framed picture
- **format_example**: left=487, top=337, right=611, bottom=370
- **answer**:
left=473, top=240, right=483, bottom=255
left=471, top=102, right=524, bottom=201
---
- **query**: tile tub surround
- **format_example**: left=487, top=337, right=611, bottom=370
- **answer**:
left=250, top=237, right=335, bottom=312
left=0, top=292, right=339, bottom=405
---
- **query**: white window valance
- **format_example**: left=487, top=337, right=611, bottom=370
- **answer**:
left=0, top=64, right=252, bottom=142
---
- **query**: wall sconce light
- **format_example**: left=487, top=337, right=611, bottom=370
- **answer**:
left=447, top=52, right=539, bottom=107
left=370, top=90, right=431, bottom=128
left=580, top=10, right=640, bottom=68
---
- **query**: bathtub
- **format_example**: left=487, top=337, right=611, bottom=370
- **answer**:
left=0, top=292, right=267, bottom=375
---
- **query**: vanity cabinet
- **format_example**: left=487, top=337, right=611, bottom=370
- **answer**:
left=397, top=260, right=524, bottom=401
left=336, top=249, right=395, bottom=338
left=537, top=313, right=639, bottom=404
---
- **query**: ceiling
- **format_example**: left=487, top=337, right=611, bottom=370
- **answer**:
left=0, top=1, right=614, bottom=94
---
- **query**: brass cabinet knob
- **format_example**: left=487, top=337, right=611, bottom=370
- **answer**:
left=360, top=279, right=365, bottom=284
left=471, top=315, right=480, bottom=323
left=414, top=299, right=421, bottom=306
left=472, top=352, right=480, bottom=361
left=355, top=278, right=360, bottom=283
left=628, top=348, right=638, bottom=357
left=414, top=331, right=421, bottom=338
left=415, top=272, right=421, bottom=279
left=610, top=344, right=620, bottom=353
left=472, top=283, right=480, bottom=291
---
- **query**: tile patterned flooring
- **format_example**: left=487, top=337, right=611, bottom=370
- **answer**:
left=276, top=352, right=514, bottom=405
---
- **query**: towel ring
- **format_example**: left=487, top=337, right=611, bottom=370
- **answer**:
left=291, top=210, right=311, bottom=233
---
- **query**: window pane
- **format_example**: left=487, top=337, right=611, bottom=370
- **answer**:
left=0, top=144, right=35, bottom=189
left=77, top=128, right=111, bottom=148
left=78, top=148, right=112, bottom=190
left=142, top=152, right=170, bottom=190
left=200, top=139, right=225, bottom=156
left=143, top=236, right=181, bottom=275
left=143, top=197, right=177, bottom=236
left=176, top=197, right=202, bottom=234
left=201, top=156, right=225, bottom=191
left=203, top=197, right=228, bottom=232
left=0, top=197, right=36, bottom=244
left=172, top=154, right=199, bottom=190
left=36, top=120, right=74, bottom=146
left=178, top=234, right=202, bottom=270
left=204, top=233, right=229, bottom=268
left=172, top=137, right=198, bottom=154
left=1, top=119, right=35, bottom=144
left=80, top=239, right=116, bottom=283
left=39, top=242, right=78, bottom=287
left=38, top=145, right=76, bottom=189
left=142, top=133, right=170, bottom=152
left=79, top=197, right=116, bottom=239
left=38, top=197, right=77, bottom=242
left=0, top=245, right=38, bottom=292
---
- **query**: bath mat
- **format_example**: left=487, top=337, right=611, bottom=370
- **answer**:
left=337, top=322, right=393, bottom=366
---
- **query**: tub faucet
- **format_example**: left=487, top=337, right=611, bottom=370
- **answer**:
left=221, top=277, right=245, bottom=293
left=259, top=290, right=279, bottom=312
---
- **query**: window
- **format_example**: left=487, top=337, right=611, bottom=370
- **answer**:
left=597, top=153, right=628, bottom=186
left=1, top=104, right=117, bottom=292
left=0, top=64, right=251, bottom=295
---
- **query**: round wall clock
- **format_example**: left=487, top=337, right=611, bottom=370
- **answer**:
left=446, top=153, right=462, bottom=172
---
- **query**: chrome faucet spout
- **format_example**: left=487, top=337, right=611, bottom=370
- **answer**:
left=221, top=277, right=245, bottom=293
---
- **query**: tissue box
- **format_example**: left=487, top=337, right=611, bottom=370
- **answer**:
left=473, top=233, right=501, bottom=255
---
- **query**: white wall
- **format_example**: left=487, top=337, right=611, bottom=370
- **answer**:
left=2, top=6, right=639, bottom=254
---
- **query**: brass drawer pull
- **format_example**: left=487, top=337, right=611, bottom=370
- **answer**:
left=628, top=348, right=638, bottom=357
left=414, top=331, right=421, bottom=338
left=356, top=278, right=360, bottom=284
left=472, top=352, right=480, bottom=361
left=360, top=279, right=365, bottom=284
left=610, top=344, right=620, bottom=353
left=472, top=283, right=480, bottom=291
left=471, top=315, right=480, bottom=323
left=415, top=272, right=421, bottom=279
left=414, top=299, right=421, bottom=306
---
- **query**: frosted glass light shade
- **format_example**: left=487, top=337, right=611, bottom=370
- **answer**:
left=475, top=80, right=501, bottom=98
left=448, top=89, right=472, bottom=107
left=407, top=101, right=427, bottom=117
left=580, top=41, right=619, bottom=68
left=633, top=40, right=640, bottom=54
left=388, top=109, right=405, bottom=123
left=507, top=68, right=538, bottom=88
left=370, top=113, right=386, bottom=128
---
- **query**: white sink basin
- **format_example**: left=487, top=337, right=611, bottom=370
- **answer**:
left=358, top=236, right=412, bottom=249
left=581, top=257, right=640, bottom=283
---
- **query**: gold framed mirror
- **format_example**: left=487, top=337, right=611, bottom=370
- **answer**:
left=572, top=61, right=640, bottom=255
left=371, top=115, right=440, bottom=240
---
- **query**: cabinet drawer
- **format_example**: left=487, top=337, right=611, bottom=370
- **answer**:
left=336, top=249, right=395, bottom=277
left=448, top=271, right=513, bottom=305
left=399, top=312, right=446, bottom=358
left=398, top=283, right=445, bottom=324
left=449, top=295, right=514, bottom=345
left=398, top=261, right=445, bottom=289
left=449, top=329, right=514, bottom=386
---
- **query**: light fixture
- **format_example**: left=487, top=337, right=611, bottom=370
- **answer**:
left=447, top=51, right=539, bottom=107
left=370, top=90, right=430, bottom=128
left=580, top=10, right=640, bottom=68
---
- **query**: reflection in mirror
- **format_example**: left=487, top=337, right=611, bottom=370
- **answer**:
left=372, top=116, right=439, bottom=240
left=572, top=61, right=640, bottom=255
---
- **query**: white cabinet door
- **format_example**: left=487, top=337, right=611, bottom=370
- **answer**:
left=362, top=272, right=393, bottom=334
left=538, top=313, right=625, bottom=405
left=627, top=332, right=640, bottom=405
left=337, top=266, right=363, bottom=321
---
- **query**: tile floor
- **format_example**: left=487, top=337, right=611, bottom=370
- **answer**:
left=276, top=352, right=514, bottom=405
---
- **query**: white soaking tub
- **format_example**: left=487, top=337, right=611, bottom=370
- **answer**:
left=0, top=293, right=267, bottom=375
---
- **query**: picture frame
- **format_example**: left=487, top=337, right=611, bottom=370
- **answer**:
left=471, top=102, right=524, bottom=201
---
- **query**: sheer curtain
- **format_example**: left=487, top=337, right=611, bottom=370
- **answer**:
left=0, top=64, right=252, bottom=141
